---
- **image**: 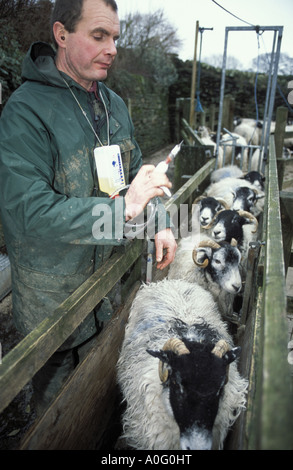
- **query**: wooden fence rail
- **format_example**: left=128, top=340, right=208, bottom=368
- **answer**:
left=232, top=136, right=293, bottom=450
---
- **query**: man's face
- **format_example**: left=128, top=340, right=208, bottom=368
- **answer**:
left=61, top=0, right=120, bottom=88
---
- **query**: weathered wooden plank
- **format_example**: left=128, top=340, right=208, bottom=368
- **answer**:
left=280, top=191, right=293, bottom=274
left=20, top=282, right=141, bottom=450
left=181, top=118, right=204, bottom=146
left=243, top=286, right=265, bottom=450
left=0, top=239, right=143, bottom=414
left=258, top=137, right=293, bottom=449
left=166, top=159, right=215, bottom=210
left=274, top=107, right=288, bottom=159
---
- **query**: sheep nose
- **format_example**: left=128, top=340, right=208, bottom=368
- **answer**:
left=232, top=284, right=241, bottom=293
left=213, top=231, right=221, bottom=238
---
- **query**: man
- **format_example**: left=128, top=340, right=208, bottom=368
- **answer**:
left=0, top=0, right=177, bottom=413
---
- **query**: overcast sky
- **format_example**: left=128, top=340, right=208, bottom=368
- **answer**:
left=116, top=0, right=293, bottom=69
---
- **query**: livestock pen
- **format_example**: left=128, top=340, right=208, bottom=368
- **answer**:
left=0, top=113, right=292, bottom=450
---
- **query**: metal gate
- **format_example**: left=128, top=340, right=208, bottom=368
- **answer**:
left=215, top=25, right=283, bottom=172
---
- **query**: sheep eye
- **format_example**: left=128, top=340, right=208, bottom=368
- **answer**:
left=214, top=259, right=221, bottom=265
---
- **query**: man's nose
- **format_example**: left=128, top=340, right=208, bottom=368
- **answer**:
left=105, top=38, right=117, bottom=56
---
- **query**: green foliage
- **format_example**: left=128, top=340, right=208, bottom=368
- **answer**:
left=0, top=23, right=24, bottom=108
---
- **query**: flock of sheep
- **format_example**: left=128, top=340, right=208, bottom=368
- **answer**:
left=197, top=117, right=293, bottom=170
left=116, top=155, right=267, bottom=450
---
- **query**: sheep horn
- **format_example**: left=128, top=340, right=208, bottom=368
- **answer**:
left=162, top=338, right=190, bottom=355
left=159, top=338, right=190, bottom=383
left=193, top=195, right=205, bottom=204
left=192, top=252, right=209, bottom=268
left=231, top=238, right=238, bottom=246
left=201, top=208, right=226, bottom=230
left=216, top=198, right=230, bottom=210
left=211, top=340, right=231, bottom=358
left=192, top=240, right=221, bottom=268
left=212, top=340, right=232, bottom=384
left=237, top=210, right=258, bottom=233
left=198, top=239, right=221, bottom=249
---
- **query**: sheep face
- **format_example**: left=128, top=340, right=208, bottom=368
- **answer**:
left=198, top=197, right=225, bottom=227
left=211, top=210, right=249, bottom=245
left=243, top=171, right=265, bottom=192
left=231, top=186, right=258, bottom=212
left=193, top=241, right=242, bottom=294
left=148, top=339, right=241, bottom=450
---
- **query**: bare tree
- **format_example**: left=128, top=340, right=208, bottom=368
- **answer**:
left=251, top=52, right=293, bottom=76
left=203, top=53, right=246, bottom=70
left=118, top=9, right=182, bottom=55
left=111, top=9, right=180, bottom=87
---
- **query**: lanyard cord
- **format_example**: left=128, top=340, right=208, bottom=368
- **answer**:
left=62, top=77, right=158, bottom=236
left=62, top=77, right=110, bottom=146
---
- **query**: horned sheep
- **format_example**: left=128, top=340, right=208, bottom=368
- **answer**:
left=207, top=209, right=258, bottom=254
left=204, top=176, right=265, bottom=217
left=168, top=234, right=242, bottom=319
left=117, top=278, right=248, bottom=450
left=193, top=195, right=229, bottom=228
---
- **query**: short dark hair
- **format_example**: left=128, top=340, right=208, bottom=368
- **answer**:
left=51, top=0, right=118, bottom=49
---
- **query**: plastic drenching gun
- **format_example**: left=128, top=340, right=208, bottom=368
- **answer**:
left=154, top=141, right=183, bottom=197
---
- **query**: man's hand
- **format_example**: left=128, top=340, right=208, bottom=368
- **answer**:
left=155, top=228, right=177, bottom=270
left=125, top=165, right=172, bottom=221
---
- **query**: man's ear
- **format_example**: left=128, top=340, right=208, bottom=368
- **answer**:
left=53, top=21, right=67, bottom=48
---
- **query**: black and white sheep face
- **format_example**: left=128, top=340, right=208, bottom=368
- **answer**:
left=198, top=197, right=224, bottom=227
left=148, top=340, right=241, bottom=450
left=231, top=186, right=257, bottom=212
left=243, top=171, right=265, bottom=192
left=211, top=211, right=248, bottom=245
left=194, top=243, right=242, bottom=294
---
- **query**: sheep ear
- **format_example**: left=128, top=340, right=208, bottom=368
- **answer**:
left=147, top=349, right=172, bottom=383
left=223, top=347, right=241, bottom=365
left=147, top=349, right=170, bottom=363
left=194, top=247, right=211, bottom=267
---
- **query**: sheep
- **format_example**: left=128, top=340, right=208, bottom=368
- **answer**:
left=233, top=119, right=263, bottom=146
left=168, top=234, right=242, bottom=319
left=204, top=209, right=258, bottom=274
left=210, top=165, right=265, bottom=201
left=210, top=165, right=265, bottom=191
left=284, top=125, right=293, bottom=152
left=192, top=195, right=229, bottom=228
left=220, top=132, right=249, bottom=170
left=243, top=170, right=266, bottom=192
left=210, top=165, right=244, bottom=184
left=117, top=278, right=248, bottom=450
left=205, top=176, right=265, bottom=217
left=196, top=126, right=224, bottom=165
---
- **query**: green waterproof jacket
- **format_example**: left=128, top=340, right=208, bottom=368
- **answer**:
left=0, top=42, right=161, bottom=348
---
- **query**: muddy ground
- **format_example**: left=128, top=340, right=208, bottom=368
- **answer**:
left=0, top=148, right=292, bottom=450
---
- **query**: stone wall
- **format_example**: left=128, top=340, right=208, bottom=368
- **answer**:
left=106, top=71, right=171, bottom=157
left=128, top=92, right=170, bottom=157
